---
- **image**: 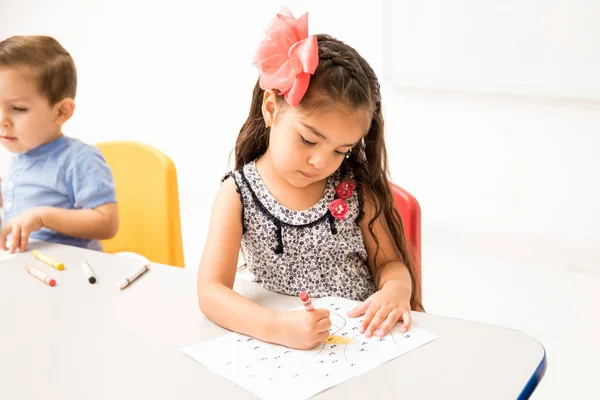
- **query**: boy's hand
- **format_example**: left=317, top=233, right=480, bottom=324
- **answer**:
left=0, top=208, right=44, bottom=253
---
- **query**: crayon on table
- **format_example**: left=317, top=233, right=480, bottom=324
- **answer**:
left=117, top=263, right=149, bottom=290
left=25, top=265, right=56, bottom=287
left=31, top=250, right=64, bottom=270
left=80, top=260, right=96, bottom=284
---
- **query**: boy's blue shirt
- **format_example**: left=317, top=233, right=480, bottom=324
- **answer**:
left=1, top=136, right=117, bottom=251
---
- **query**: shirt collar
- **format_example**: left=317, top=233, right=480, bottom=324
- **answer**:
left=19, top=135, right=68, bottom=159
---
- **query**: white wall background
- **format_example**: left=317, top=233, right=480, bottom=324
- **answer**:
left=385, top=0, right=600, bottom=100
left=1, top=0, right=599, bottom=271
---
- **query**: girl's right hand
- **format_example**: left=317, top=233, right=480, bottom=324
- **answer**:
left=274, top=309, right=332, bottom=350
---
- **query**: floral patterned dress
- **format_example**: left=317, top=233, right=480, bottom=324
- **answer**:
left=222, top=161, right=376, bottom=301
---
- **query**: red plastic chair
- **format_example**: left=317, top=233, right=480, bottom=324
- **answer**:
left=390, top=183, right=422, bottom=301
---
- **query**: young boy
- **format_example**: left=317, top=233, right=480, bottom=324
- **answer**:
left=0, top=35, right=118, bottom=253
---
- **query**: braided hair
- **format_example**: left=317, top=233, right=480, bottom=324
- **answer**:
left=234, top=34, right=423, bottom=311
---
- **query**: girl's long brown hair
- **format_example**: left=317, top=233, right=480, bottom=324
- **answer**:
left=234, top=34, right=423, bottom=311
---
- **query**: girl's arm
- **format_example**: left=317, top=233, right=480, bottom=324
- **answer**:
left=348, top=190, right=412, bottom=336
left=197, top=178, right=330, bottom=349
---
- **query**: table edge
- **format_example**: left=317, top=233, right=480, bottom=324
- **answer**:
left=517, top=344, right=547, bottom=399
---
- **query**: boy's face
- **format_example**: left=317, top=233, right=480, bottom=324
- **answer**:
left=0, top=67, right=67, bottom=153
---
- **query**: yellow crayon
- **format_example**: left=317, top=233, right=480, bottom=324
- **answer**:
left=32, top=250, right=64, bottom=271
left=326, top=335, right=356, bottom=345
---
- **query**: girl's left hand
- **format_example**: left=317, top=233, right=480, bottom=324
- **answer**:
left=347, top=279, right=412, bottom=338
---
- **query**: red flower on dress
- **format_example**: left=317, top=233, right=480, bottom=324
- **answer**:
left=329, top=198, right=349, bottom=220
left=335, top=180, right=355, bottom=200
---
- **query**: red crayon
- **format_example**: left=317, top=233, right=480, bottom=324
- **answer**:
left=299, top=291, right=314, bottom=311
left=25, top=266, right=56, bottom=287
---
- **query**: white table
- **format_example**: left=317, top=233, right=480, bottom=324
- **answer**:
left=0, top=242, right=546, bottom=399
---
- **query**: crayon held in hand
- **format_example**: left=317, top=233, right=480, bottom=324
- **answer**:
left=299, top=291, right=314, bottom=311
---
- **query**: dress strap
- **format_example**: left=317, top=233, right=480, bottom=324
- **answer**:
left=221, top=172, right=247, bottom=235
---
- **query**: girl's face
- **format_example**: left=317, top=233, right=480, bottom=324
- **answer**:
left=264, top=92, right=371, bottom=188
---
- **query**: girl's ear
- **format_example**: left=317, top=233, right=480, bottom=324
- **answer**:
left=262, top=89, right=278, bottom=127
left=53, top=98, right=75, bottom=125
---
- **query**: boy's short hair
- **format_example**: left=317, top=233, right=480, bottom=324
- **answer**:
left=0, top=35, right=77, bottom=105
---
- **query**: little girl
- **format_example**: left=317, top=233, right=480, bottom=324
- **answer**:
left=198, top=8, right=422, bottom=350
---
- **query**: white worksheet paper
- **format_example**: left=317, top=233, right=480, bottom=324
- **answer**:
left=182, top=297, right=438, bottom=399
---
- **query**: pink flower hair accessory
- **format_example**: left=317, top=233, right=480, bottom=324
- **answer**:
left=252, top=7, right=319, bottom=107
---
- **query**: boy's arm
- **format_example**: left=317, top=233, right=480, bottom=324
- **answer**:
left=52, top=144, right=118, bottom=239
left=0, top=203, right=118, bottom=253
left=37, top=203, right=119, bottom=240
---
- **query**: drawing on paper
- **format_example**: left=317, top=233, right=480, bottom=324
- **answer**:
left=182, top=297, right=438, bottom=400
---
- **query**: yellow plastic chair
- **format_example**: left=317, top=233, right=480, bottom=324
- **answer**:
left=96, top=141, right=184, bottom=267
